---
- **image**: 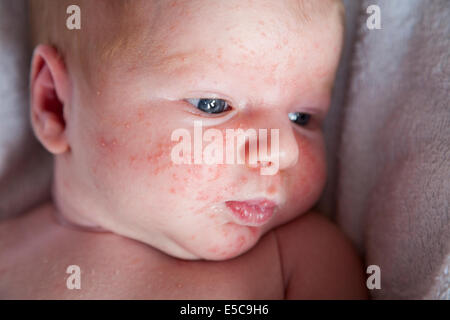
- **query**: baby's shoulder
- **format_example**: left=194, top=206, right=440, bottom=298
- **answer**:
left=274, top=211, right=348, bottom=254
left=0, top=202, right=76, bottom=255
left=0, top=203, right=140, bottom=298
left=274, top=212, right=368, bottom=299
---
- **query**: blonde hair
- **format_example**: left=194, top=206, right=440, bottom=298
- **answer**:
left=29, top=0, right=145, bottom=83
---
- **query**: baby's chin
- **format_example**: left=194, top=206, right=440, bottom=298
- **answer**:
left=168, top=224, right=263, bottom=261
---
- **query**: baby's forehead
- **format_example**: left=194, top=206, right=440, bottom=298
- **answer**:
left=101, top=0, right=343, bottom=66
left=127, top=0, right=343, bottom=40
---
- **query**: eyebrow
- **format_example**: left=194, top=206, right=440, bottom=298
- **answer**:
left=151, top=50, right=199, bottom=75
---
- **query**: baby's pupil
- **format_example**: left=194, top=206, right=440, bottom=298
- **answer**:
left=289, top=112, right=311, bottom=126
left=198, top=99, right=227, bottom=114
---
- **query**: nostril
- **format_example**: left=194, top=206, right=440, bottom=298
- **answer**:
left=248, top=160, right=273, bottom=169
left=259, top=160, right=273, bottom=168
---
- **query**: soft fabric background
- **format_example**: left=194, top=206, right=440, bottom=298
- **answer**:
left=334, top=0, right=449, bottom=299
left=0, top=0, right=52, bottom=220
left=0, top=0, right=448, bottom=299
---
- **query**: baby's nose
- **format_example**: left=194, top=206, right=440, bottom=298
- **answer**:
left=237, top=113, right=299, bottom=175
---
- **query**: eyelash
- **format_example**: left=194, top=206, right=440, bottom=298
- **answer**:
left=185, top=98, right=312, bottom=127
left=185, top=98, right=232, bottom=114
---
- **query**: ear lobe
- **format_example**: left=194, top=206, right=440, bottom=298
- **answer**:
left=30, top=45, right=69, bottom=154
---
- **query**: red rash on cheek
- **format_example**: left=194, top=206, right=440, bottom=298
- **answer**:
left=224, top=175, right=249, bottom=195
left=145, top=142, right=176, bottom=174
left=125, top=141, right=177, bottom=175
left=195, top=191, right=209, bottom=201
left=98, top=136, right=118, bottom=150
left=94, top=135, right=121, bottom=170
left=206, top=166, right=223, bottom=182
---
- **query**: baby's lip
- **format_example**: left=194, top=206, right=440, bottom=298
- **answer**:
left=225, top=198, right=277, bottom=227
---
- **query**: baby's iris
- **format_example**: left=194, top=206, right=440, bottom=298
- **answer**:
left=288, top=112, right=311, bottom=126
left=187, top=98, right=231, bottom=114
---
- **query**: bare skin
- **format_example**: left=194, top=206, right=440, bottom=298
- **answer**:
left=0, top=203, right=367, bottom=299
left=1, top=0, right=369, bottom=299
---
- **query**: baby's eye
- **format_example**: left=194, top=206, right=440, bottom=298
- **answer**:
left=185, top=98, right=231, bottom=114
left=288, top=112, right=311, bottom=126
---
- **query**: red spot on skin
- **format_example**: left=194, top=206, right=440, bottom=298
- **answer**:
left=99, top=137, right=107, bottom=148
left=137, top=109, right=146, bottom=121
left=216, top=47, right=223, bottom=59
left=270, top=63, right=279, bottom=73
left=212, top=195, right=224, bottom=203
left=206, top=165, right=223, bottom=182
left=208, top=246, right=219, bottom=253
left=129, top=155, right=137, bottom=166
left=258, top=20, right=265, bottom=26
left=143, top=142, right=176, bottom=174
left=98, top=136, right=119, bottom=155
left=236, top=235, right=246, bottom=250
left=219, top=250, right=230, bottom=258
left=222, top=229, right=230, bottom=237
left=221, top=234, right=250, bottom=258
left=195, top=191, right=209, bottom=201
left=170, top=182, right=185, bottom=194
left=267, top=184, right=277, bottom=195
left=226, top=175, right=249, bottom=193
left=147, top=147, right=165, bottom=163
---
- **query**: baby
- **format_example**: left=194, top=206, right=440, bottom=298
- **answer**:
left=0, top=0, right=367, bottom=299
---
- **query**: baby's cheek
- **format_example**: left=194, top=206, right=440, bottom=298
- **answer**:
left=89, top=129, right=175, bottom=195
left=128, top=141, right=176, bottom=175
left=168, top=163, right=246, bottom=204
left=288, top=136, right=327, bottom=207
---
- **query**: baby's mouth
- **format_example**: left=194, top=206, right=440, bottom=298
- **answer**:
left=225, top=199, right=277, bottom=227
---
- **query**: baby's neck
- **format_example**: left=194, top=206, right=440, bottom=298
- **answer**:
left=51, top=206, right=109, bottom=233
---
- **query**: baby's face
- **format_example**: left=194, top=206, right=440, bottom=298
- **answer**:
left=59, top=0, right=344, bottom=260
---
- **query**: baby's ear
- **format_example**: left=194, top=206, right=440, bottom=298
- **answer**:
left=30, top=45, right=70, bottom=154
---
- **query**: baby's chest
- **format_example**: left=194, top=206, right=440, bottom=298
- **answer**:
left=100, top=241, right=285, bottom=299
left=2, top=232, right=285, bottom=299
left=137, top=260, right=284, bottom=299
